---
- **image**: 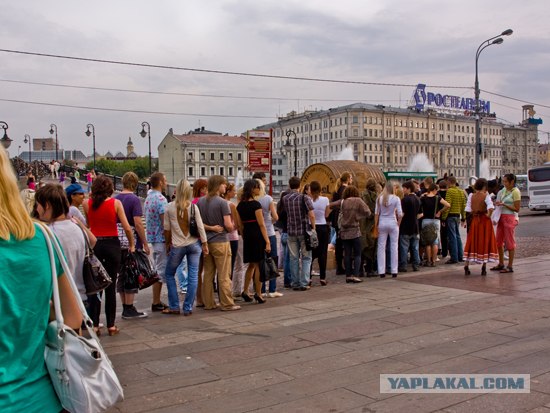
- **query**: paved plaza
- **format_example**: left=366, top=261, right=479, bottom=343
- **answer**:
left=103, top=253, right=550, bottom=413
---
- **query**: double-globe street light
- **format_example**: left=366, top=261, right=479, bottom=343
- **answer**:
left=139, top=121, right=152, bottom=176
left=474, top=29, right=513, bottom=178
left=49, top=123, right=58, bottom=161
left=85, top=124, right=96, bottom=170
left=283, top=129, right=298, bottom=177
left=1, top=121, right=12, bottom=149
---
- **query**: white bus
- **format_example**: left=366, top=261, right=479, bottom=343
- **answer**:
left=516, top=174, right=529, bottom=208
left=528, top=165, right=550, bottom=213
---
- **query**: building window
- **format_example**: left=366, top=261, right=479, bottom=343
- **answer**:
left=210, top=166, right=215, bottom=175
left=201, top=167, right=206, bottom=176
left=210, top=153, right=215, bottom=161
left=352, top=116, right=358, bottom=124
left=220, top=152, right=224, bottom=160
left=200, top=152, right=205, bottom=160
left=229, top=152, right=233, bottom=160
left=229, top=166, right=233, bottom=176
left=220, top=167, right=224, bottom=176
left=188, top=152, right=193, bottom=160
left=188, top=167, right=193, bottom=177
left=237, top=153, right=242, bottom=161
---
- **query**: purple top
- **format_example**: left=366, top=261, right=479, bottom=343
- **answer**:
left=115, top=192, right=144, bottom=250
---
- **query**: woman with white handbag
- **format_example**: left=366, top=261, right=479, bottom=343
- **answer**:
left=0, top=145, right=82, bottom=412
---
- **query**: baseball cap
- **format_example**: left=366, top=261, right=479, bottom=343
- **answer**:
left=65, top=183, right=85, bottom=198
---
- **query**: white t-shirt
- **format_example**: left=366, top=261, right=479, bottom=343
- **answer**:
left=49, top=219, right=87, bottom=300
left=68, top=205, right=87, bottom=226
left=312, top=196, right=329, bottom=225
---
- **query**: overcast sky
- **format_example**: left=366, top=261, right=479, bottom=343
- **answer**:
left=1, top=0, right=549, bottom=158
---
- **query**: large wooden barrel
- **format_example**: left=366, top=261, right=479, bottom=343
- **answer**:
left=301, top=161, right=386, bottom=195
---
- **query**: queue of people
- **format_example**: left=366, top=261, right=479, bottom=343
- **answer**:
left=2, top=135, right=525, bottom=412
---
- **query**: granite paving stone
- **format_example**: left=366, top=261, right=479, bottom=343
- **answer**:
left=105, top=254, right=550, bottom=412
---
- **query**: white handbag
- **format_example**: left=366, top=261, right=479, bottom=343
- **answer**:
left=38, top=224, right=124, bottom=413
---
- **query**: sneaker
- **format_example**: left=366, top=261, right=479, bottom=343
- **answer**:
left=299, top=286, right=311, bottom=291
left=151, top=302, right=168, bottom=312
left=122, top=306, right=148, bottom=319
left=267, top=292, right=284, bottom=298
left=180, top=287, right=187, bottom=294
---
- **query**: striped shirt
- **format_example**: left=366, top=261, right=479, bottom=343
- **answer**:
left=443, top=186, right=466, bottom=220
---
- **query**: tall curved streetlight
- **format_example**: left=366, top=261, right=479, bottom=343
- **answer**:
left=139, top=121, right=152, bottom=176
left=85, top=124, right=96, bottom=170
left=474, top=29, right=513, bottom=178
left=283, top=130, right=298, bottom=177
left=24, top=134, right=32, bottom=166
left=49, top=123, right=58, bottom=161
left=0, top=121, right=12, bottom=149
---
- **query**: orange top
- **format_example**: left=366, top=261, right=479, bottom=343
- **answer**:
left=87, top=198, right=118, bottom=237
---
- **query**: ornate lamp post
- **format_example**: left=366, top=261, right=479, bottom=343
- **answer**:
left=49, top=123, right=58, bottom=161
left=139, top=121, right=152, bottom=176
left=474, top=29, right=513, bottom=178
left=0, top=121, right=12, bottom=149
left=85, top=124, right=96, bottom=170
left=24, top=134, right=32, bottom=165
left=283, top=130, right=298, bottom=177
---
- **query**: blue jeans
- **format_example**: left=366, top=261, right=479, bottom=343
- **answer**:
left=399, top=234, right=420, bottom=269
left=176, top=256, right=188, bottom=290
left=262, top=235, right=279, bottom=293
left=446, top=216, right=464, bottom=262
left=288, top=235, right=312, bottom=288
left=164, top=241, right=202, bottom=312
left=280, top=232, right=291, bottom=287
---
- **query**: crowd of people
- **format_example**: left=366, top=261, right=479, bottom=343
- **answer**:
left=1, top=142, right=523, bottom=410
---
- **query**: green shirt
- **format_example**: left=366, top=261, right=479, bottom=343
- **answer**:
left=443, top=186, right=467, bottom=220
left=497, top=187, right=521, bottom=215
left=0, top=224, right=63, bottom=413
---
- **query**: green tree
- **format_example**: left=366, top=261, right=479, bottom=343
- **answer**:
left=85, top=157, right=155, bottom=179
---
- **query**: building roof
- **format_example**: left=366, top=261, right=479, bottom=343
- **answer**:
left=173, top=133, right=246, bottom=146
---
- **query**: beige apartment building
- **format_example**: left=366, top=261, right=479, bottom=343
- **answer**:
left=158, top=127, right=247, bottom=184
left=256, top=102, right=539, bottom=190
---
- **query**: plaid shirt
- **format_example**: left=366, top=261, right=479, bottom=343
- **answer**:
left=282, top=191, right=314, bottom=236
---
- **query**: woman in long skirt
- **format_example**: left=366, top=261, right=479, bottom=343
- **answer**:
left=463, top=178, right=498, bottom=276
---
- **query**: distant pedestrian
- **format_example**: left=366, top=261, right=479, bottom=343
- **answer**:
left=442, top=176, right=466, bottom=264
left=331, top=185, right=371, bottom=283
left=237, top=179, right=271, bottom=304
left=197, top=175, right=241, bottom=311
left=492, top=173, right=521, bottom=274
left=463, top=178, right=498, bottom=276
left=375, top=181, right=403, bottom=277
left=281, top=176, right=315, bottom=291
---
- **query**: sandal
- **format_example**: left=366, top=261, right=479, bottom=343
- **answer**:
left=490, top=264, right=505, bottom=271
left=500, top=266, right=514, bottom=273
left=320, top=280, right=327, bottom=286
left=161, top=308, right=181, bottom=315
left=107, top=326, right=120, bottom=336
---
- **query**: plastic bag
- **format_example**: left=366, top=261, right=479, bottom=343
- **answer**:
left=122, top=250, right=160, bottom=290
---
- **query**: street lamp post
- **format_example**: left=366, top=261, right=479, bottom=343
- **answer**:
left=474, top=29, right=513, bottom=178
left=283, top=130, right=298, bottom=177
left=0, top=121, right=12, bottom=149
left=49, top=123, right=58, bottom=161
left=85, top=124, right=96, bottom=170
left=139, top=121, right=152, bottom=176
left=24, top=134, right=32, bottom=166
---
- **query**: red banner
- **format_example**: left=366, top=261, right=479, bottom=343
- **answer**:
left=247, top=130, right=272, bottom=173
